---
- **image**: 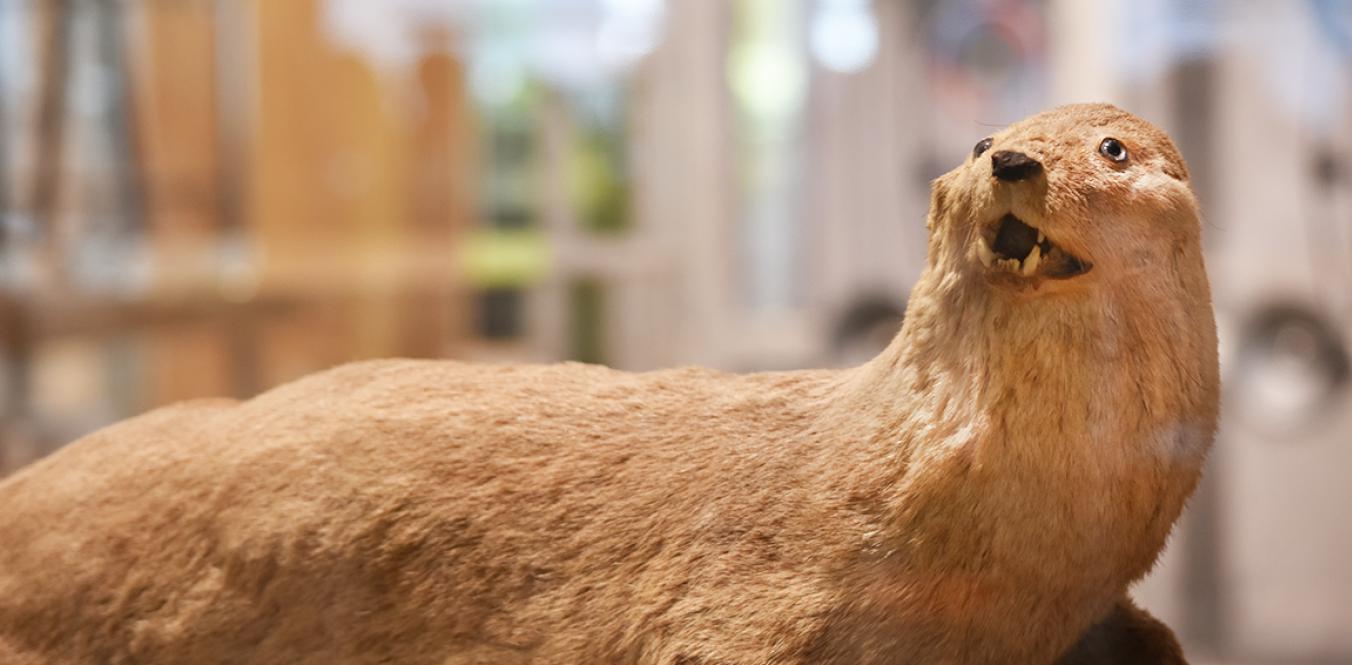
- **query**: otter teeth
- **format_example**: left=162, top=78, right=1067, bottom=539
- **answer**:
left=981, top=235, right=1043, bottom=276
left=977, top=241, right=995, bottom=268
left=983, top=214, right=1063, bottom=277
left=1021, top=244, right=1041, bottom=276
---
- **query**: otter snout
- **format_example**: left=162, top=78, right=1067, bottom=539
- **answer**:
left=990, top=151, right=1042, bottom=182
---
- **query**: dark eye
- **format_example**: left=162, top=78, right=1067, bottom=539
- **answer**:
left=1099, top=137, right=1128, bottom=163
left=972, top=137, right=993, bottom=159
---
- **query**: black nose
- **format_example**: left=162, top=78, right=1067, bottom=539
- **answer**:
left=990, top=151, right=1042, bottom=181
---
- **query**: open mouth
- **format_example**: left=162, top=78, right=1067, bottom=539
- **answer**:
left=977, top=214, right=1091, bottom=279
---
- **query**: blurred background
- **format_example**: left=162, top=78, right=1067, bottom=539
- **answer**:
left=0, top=0, right=1349, bottom=661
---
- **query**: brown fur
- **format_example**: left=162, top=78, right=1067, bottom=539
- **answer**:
left=0, top=104, right=1218, bottom=664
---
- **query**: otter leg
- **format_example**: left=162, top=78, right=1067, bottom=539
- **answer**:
left=1054, top=597, right=1187, bottom=665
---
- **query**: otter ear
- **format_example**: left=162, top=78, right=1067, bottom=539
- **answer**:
left=1163, top=160, right=1189, bottom=182
left=925, top=174, right=952, bottom=235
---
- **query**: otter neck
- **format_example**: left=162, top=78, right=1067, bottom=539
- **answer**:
left=838, top=262, right=1216, bottom=606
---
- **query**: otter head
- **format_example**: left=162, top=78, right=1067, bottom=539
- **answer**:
left=911, top=102, right=1219, bottom=463
left=926, top=103, right=1201, bottom=300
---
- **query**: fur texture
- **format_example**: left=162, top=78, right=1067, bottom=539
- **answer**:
left=0, top=104, right=1218, bottom=664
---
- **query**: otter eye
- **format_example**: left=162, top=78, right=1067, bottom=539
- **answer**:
left=972, top=137, right=993, bottom=159
left=1099, top=137, right=1128, bottom=163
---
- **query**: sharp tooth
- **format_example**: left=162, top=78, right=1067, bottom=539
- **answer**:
left=977, top=241, right=994, bottom=267
left=1022, top=244, right=1041, bottom=276
left=1036, top=230, right=1045, bottom=244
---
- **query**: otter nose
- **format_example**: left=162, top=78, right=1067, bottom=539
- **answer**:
left=990, top=151, right=1042, bottom=182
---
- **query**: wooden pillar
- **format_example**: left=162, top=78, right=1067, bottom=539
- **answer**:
left=31, top=0, right=72, bottom=291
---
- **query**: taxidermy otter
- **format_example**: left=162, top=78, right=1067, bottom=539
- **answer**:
left=0, top=104, right=1217, bottom=664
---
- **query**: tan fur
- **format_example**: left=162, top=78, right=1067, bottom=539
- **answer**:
left=0, top=104, right=1218, bottom=664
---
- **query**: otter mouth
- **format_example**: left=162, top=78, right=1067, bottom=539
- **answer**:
left=977, top=214, right=1091, bottom=279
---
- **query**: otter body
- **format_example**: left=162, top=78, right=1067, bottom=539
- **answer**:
left=0, top=105, right=1217, bottom=664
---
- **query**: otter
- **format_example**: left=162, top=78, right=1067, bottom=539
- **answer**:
left=0, top=104, right=1216, bottom=664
